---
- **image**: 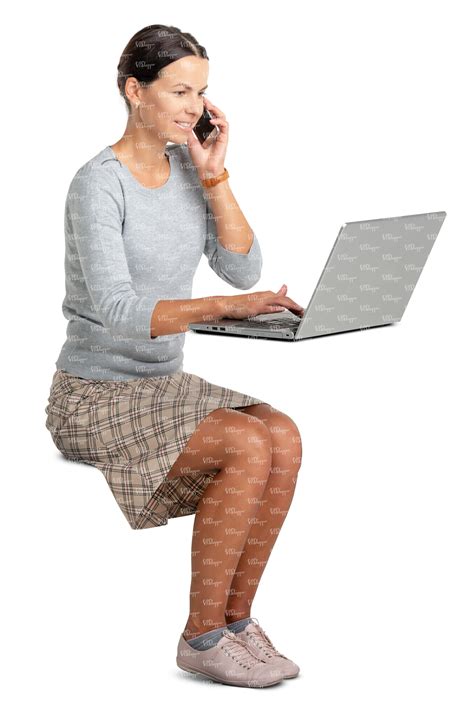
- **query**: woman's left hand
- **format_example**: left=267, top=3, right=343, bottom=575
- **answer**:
left=186, top=97, right=228, bottom=180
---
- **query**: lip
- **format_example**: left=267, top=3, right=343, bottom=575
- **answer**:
left=174, top=121, right=195, bottom=131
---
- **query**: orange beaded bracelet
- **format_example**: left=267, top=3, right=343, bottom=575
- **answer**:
left=200, top=167, right=229, bottom=188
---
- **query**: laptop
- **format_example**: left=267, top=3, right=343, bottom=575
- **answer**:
left=189, top=211, right=447, bottom=341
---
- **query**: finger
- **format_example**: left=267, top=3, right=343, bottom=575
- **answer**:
left=209, top=118, right=228, bottom=133
left=186, top=130, right=200, bottom=147
left=282, top=298, right=304, bottom=310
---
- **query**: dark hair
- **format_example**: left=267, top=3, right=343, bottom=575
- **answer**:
left=117, top=25, right=209, bottom=115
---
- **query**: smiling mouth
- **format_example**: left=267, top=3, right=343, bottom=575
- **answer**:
left=174, top=121, right=194, bottom=130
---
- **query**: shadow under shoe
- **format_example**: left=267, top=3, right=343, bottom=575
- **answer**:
left=176, top=628, right=285, bottom=687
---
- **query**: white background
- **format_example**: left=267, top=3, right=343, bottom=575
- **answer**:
left=2, top=0, right=473, bottom=708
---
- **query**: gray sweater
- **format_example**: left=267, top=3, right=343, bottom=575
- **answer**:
left=55, top=144, right=262, bottom=381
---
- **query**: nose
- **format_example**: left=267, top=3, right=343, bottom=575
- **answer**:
left=187, top=96, right=204, bottom=118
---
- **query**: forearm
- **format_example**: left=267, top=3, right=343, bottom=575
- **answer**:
left=150, top=295, right=227, bottom=338
left=202, top=178, right=254, bottom=255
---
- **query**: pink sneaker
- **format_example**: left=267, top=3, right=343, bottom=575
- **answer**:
left=176, top=628, right=285, bottom=687
left=233, top=618, right=300, bottom=679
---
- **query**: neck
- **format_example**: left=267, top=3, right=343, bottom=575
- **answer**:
left=112, top=129, right=169, bottom=172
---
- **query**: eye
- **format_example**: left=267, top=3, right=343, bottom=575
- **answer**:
left=174, top=91, right=207, bottom=97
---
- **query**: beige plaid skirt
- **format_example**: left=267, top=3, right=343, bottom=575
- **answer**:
left=45, top=369, right=269, bottom=530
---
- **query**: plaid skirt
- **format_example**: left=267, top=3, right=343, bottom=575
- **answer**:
left=45, top=369, right=269, bottom=530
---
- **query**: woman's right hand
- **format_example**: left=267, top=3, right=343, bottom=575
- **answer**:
left=221, top=284, right=305, bottom=320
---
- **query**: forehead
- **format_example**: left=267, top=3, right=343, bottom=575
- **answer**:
left=159, top=56, right=209, bottom=84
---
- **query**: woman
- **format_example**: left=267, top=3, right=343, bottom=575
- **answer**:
left=45, top=24, right=304, bottom=688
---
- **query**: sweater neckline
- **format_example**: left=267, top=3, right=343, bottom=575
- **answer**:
left=105, top=145, right=175, bottom=193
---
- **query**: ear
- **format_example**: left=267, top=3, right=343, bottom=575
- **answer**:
left=124, top=77, right=142, bottom=107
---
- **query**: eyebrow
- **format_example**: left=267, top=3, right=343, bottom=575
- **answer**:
left=172, top=83, right=208, bottom=91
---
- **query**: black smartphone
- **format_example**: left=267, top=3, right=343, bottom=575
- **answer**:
left=193, top=107, right=219, bottom=147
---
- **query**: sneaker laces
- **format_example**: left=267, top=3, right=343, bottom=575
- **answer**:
left=221, top=629, right=265, bottom=668
left=246, top=617, right=288, bottom=660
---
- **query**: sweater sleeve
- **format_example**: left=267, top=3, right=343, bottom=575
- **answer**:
left=67, top=167, right=158, bottom=341
left=203, top=199, right=262, bottom=289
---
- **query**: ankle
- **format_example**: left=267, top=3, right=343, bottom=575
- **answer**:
left=225, top=611, right=252, bottom=625
left=183, top=617, right=227, bottom=641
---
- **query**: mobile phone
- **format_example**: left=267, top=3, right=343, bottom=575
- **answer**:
left=193, top=107, right=219, bottom=147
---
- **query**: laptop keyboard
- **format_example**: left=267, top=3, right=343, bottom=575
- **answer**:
left=244, top=314, right=301, bottom=331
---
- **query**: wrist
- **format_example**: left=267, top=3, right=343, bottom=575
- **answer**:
left=217, top=295, right=229, bottom=318
left=198, top=170, right=218, bottom=180
left=199, top=167, right=229, bottom=188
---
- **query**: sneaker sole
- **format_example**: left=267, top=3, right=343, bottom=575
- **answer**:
left=176, top=658, right=283, bottom=687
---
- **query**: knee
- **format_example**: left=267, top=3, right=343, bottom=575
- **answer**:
left=267, top=412, right=303, bottom=471
left=219, top=408, right=273, bottom=472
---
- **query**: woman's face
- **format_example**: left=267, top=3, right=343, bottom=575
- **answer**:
left=135, top=56, right=209, bottom=144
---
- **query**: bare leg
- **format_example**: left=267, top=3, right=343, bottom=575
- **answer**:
left=167, top=407, right=273, bottom=641
left=223, top=404, right=303, bottom=624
